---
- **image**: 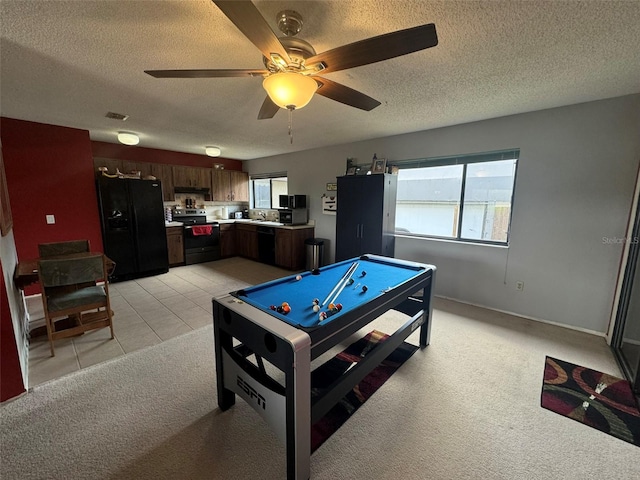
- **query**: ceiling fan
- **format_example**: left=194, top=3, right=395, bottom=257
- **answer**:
left=145, top=1, right=438, bottom=120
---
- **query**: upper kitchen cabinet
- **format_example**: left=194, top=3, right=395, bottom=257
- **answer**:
left=150, top=163, right=174, bottom=201
left=212, top=170, right=249, bottom=202
left=172, top=166, right=212, bottom=190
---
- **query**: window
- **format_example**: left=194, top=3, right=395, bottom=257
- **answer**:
left=395, top=149, right=518, bottom=244
left=250, top=173, right=287, bottom=209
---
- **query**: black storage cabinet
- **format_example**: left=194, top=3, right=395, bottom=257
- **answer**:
left=335, top=174, right=397, bottom=262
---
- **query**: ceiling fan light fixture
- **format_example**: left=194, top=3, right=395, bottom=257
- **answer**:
left=117, top=132, right=139, bottom=146
left=263, top=72, right=318, bottom=110
left=205, top=146, right=221, bottom=157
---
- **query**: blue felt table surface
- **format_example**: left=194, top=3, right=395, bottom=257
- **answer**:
left=236, top=256, right=425, bottom=329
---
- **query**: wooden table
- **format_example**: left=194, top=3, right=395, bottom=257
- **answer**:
left=13, top=253, right=115, bottom=290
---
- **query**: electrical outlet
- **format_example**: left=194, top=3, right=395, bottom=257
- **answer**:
left=46, top=214, right=55, bottom=224
left=516, top=281, right=524, bottom=291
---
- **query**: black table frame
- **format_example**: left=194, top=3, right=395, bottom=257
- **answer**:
left=212, top=255, right=436, bottom=479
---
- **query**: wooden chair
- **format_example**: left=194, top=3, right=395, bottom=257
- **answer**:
left=38, top=253, right=114, bottom=356
left=38, top=240, right=90, bottom=258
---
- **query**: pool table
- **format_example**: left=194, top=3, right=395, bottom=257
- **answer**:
left=212, top=254, right=436, bottom=479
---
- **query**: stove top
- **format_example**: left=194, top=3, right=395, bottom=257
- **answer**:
left=172, top=208, right=218, bottom=226
left=172, top=208, right=206, bottom=217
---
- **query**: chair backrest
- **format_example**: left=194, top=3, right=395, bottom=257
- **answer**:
left=38, top=240, right=90, bottom=258
left=38, top=254, right=105, bottom=288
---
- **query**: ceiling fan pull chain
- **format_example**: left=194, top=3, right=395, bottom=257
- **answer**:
left=288, top=107, right=294, bottom=144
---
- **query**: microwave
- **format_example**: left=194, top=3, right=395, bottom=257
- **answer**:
left=278, top=209, right=308, bottom=225
left=279, top=194, right=306, bottom=209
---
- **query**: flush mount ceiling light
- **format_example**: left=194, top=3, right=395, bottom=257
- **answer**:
left=117, top=132, right=139, bottom=146
left=205, top=146, right=221, bottom=157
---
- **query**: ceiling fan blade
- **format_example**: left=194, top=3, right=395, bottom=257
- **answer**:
left=313, top=77, right=381, bottom=111
left=145, top=69, right=268, bottom=78
left=213, top=1, right=291, bottom=64
left=306, top=23, right=438, bottom=74
left=258, top=96, right=279, bottom=120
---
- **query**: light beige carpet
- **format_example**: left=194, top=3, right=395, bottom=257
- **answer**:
left=1, top=299, right=639, bottom=479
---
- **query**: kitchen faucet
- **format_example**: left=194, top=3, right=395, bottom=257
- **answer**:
left=259, top=211, right=266, bottom=220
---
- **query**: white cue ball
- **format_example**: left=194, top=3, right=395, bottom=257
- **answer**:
left=296, top=275, right=302, bottom=281
left=313, top=305, right=320, bottom=312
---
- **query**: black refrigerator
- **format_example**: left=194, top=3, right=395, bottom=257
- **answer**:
left=97, top=176, right=169, bottom=281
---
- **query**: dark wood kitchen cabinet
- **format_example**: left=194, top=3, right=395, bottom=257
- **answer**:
left=220, top=223, right=237, bottom=258
left=166, top=226, right=184, bottom=266
left=335, top=174, right=397, bottom=262
left=172, top=166, right=212, bottom=190
left=212, top=170, right=249, bottom=202
left=150, top=163, right=175, bottom=201
left=275, top=227, right=314, bottom=270
left=236, top=224, right=258, bottom=260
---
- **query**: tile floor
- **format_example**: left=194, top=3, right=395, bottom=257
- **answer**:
left=27, top=257, right=295, bottom=388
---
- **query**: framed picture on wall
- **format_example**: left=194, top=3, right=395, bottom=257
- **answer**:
left=371, top=158, right=387, bottom=174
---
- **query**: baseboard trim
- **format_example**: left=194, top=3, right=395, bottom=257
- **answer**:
left=434, top=295, right=607, bottom=339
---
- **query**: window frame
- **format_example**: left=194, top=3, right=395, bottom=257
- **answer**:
left=394, top=149, right=519, bottom=246
left=249, top=172, right=288, bottom=209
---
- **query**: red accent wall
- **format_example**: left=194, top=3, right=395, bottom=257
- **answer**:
left=1, top=117, right=104, bottom=295
left=1, top=260, right=26, bottom=402
left=92, top=141, right=243, bottom=171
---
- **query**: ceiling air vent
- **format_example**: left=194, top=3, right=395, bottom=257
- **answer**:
left=105, top=112, right=129, bottom=121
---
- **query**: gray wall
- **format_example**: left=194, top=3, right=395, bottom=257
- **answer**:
left=245, top=94, right=640, bottom=334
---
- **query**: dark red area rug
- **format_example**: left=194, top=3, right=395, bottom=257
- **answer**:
left=310, top=330, right=418, bottom=452
left=541, top=356, right=640, bottom=447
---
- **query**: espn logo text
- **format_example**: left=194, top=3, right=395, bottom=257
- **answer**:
left=237, top=375, right=266, bottom=410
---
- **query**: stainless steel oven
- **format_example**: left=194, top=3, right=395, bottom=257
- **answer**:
left=173, top=209, right=221, bottom=265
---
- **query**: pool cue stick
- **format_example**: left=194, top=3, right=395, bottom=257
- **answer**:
left=321, top=262, right=358, bottom=306
left=328, top=266, right=359, bottom=305
left=321, top=262, right=358, bottom=307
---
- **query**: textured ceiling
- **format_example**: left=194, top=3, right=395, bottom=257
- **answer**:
left=1, top=0, right=639, bottom=160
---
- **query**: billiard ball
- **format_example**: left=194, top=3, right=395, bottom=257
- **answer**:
left=311, top=268, right=320, bottom=275
left=319, top=311, right=327, bottom=321
left=313, top=298, right=320, bottom=305
left=269, top=305, right=276, bottom=311
left=313, top=304, right=320, bottom=312
left=335, top=303, right=343, bottom=311
left=295, top=275, right=302, bottom=281
left=282, top=305, right=291, bottom=314
left=281, top=302, right=289, bottom=307
left=276, top=306, right=284, bottom=313
left=328, top=303, right=335, bottom=310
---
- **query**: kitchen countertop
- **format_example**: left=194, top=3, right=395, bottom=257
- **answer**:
left=166, top=219, right=313, bottom=230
